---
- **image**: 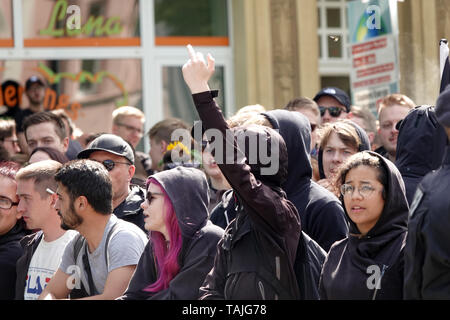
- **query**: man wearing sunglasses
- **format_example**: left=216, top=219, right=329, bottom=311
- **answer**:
left=313, top=87, right=351, bottom=124
left=77, top=134, right=146, bottom=232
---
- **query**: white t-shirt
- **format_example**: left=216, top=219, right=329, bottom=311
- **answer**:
left=24, top=230, right=78, bottom=300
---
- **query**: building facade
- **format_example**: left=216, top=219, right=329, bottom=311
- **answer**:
left=0, top=0, right=448, bottom=152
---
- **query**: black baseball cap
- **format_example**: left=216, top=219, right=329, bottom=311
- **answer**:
left=313, top=87, right=351, bottom=113
left=77, top=134, right=135, bottom=164
left=25, top=76, right=45, bottom=90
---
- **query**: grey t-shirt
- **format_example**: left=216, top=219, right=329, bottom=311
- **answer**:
left=59, top=214, right=148, bottom=295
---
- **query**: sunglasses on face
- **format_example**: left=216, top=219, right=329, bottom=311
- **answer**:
left=319, top=106, right=345, bottom=118
left=96, top=159, right=131, bottom=171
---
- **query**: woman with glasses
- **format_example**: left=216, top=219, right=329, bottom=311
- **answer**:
left=118, top=166, right=224, bottom=300
left=0, top=161, right=28, bottom=299
left=319, top=151, right=409, bottom=299
left=317, top=120, right=371, bottom=196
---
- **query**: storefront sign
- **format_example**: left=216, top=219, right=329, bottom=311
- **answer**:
left=347, top=0, right=399, bottom=113
left=40, top=0, right=123, bottom=37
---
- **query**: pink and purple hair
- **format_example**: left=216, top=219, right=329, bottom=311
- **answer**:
left=144, top=177, right=183, bottom=293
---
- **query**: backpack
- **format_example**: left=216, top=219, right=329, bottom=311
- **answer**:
left=69, top=223, right=118, bottom=298
left=221, top=207, right=300, bottom=300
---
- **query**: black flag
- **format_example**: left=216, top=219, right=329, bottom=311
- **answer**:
left=440, top=39, right=450, bottom=93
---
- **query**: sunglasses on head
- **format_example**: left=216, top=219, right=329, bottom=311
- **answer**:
left=319, top=106, right=345, bottom=118
left=97, top=159, right=131, bottom=171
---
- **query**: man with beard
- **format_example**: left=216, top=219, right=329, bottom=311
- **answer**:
left=15, top=160, right=78, bottom=300
left=39, top=160, right=147, bottom=300
left=77, top=134, right=147, bottom=232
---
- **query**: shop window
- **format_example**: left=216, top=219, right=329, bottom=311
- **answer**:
left=0, top=0, right=13, bottom=47
left=0, top=58, right=142, bottom=137
left=162, top=65, right=225, bottom=124
left=154, top=0, right=228, bottom=46
left=22, top=0, right=140, bottom=47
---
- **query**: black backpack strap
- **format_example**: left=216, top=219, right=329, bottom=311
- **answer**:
left=104, top=222, right=119, bottom=269
left=70, top=234, right=89, bottom=299
left=83, top=244, right=98, bottom=296
left=73, top=234, right=84, bottom=263
left=72, top=222, right=119, bottom=297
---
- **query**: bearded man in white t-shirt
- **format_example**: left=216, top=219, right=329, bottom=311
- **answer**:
left=14, top=160, right=78, bottom=300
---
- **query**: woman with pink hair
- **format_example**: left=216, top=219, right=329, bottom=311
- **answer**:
left=117, top=166, right=224, bottom=299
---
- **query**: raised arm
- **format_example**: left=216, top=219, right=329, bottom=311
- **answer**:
left=182, top=45, right=299, bottom=237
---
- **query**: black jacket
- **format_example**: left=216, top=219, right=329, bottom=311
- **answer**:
left=263, top=110, right=348, bottom=252
left=195, top=91, right=301, bottom=300
left=0, top=222, right=27, bottom=300
left=113, top=185, right=146, bottom=232
left=395, top=106, right=447, bottom=205
left=403, top=146, right=450, bottom=299
left=119, top=166, right=224, bottom=300
left=14, top=231, right=43, bottom=300
left=209, top=189, right=236, bottom=229
left=319, top=151, right=409, bottom=300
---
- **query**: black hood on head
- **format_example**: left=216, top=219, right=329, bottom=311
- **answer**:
left=230, top=124, right=288, bottom=188
left=262, top=110, right=312, bottom=194
left=395, top=106, right=447, bottom=201
left=149, top=166, right=210, bottom=239
left=342, top=151, right=408, bottom=239
left=318, top=120, right=371, bottom=179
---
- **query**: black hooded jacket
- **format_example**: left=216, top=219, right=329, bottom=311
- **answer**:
left=195, top=91, right=301, bottom=300
left=118, top=166, right=224, bottom=300
left=403, top=146, right=450, bottom=299
left=263, top=110, right=348, bottom=252
left=0, top=222, right=27, bottom=300
left=113, top=185, right=146, bottom=233
left=395, top=106, right=447, bottom=205
left=319, top=151, right=409, bottom=300
left=318, top=119, right=371, bottom=180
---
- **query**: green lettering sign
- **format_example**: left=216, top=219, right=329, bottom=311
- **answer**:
left=39, top=0, right=124, bottom=37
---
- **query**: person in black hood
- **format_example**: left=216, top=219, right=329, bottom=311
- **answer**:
left=395, top=105, right=447, bottom=205
left=261, top=109, right=348, bottom=253
left=319, top=151, right=409, bottom=299
left=0, top=161, right=27, bottom=300
left=183, top=45, right=301, bottom=300
left=403, top=87, right=450, bottom=299
left=118, top=166, right=224, bottom=299
left=317, top=119, right=371, bottom=196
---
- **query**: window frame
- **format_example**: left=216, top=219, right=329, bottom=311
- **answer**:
left=0, top=0, right=234, bottom=153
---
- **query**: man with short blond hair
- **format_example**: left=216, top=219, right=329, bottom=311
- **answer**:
left=375, top=93, right=415, bottom=162
left=15, top=160, right=77, bottom=300
left=111, top=106, right=151, bottom=186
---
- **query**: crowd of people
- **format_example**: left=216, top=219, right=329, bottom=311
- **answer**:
left=0, top=44, right=449, bottom=300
